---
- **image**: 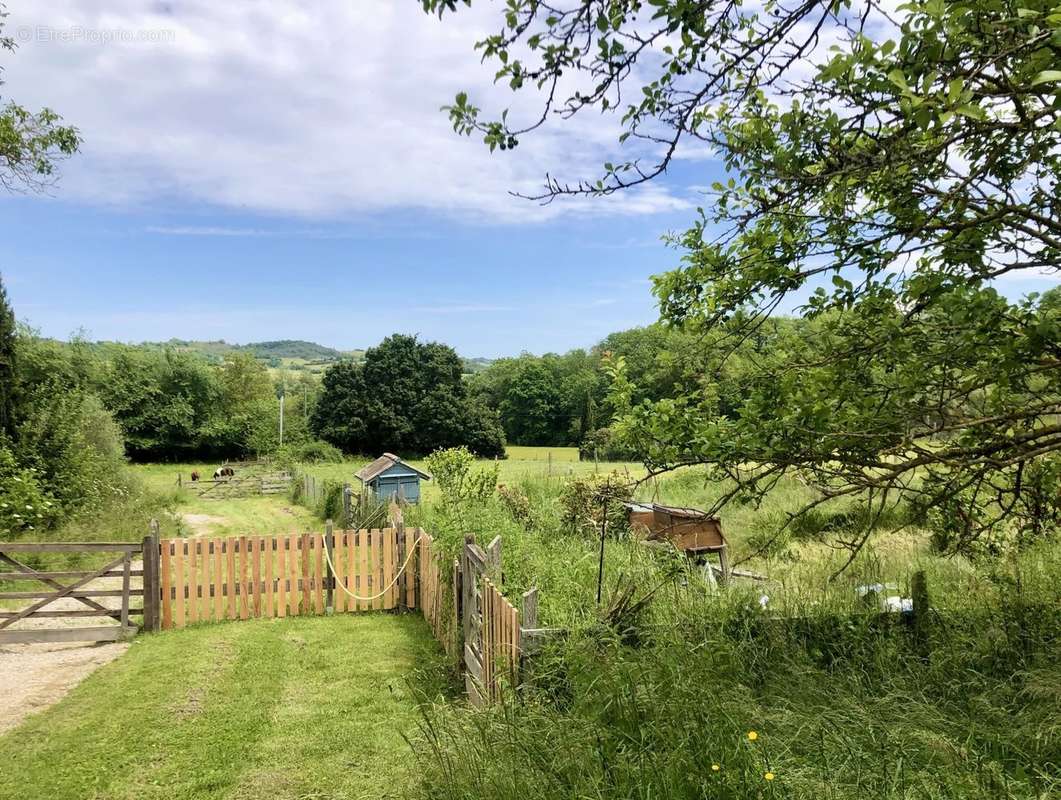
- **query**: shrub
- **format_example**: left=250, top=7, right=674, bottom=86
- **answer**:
left=278, top=439, right=344, bottom=465
left=0, top=446, right=56, bottom=536
left=14, top=390, right=128, bottom=518
left=317, top=479, right=346, bottom=522
left=425, top=447, right=498, bottom=510
left=579, top=427, right=640, bottom=462
left=558, top=471, right=631, bottom=537
left=497, top=483, right=532, bottom=526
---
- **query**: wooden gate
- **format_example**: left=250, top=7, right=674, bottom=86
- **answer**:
left=182, top=473, right=292, bottom=499
left=459, top=535, right=525, bottom=705
left=0, top=539, right=158, bottom=644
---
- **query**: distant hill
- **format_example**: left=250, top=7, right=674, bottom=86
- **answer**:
left=234, top=340, right=344, bottom=360
left=123, top=338, right=345, bottom=362
left=462, top=357, right=493, bottom=375
left=74, top=337, right=487, bottom=372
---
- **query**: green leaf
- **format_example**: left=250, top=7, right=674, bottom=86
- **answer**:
left=954, top=103, right=985, bottom=120
left=1030, top=70, right=1061, bottom=87
left=887, top=69, right=908, bottom=89
left=947, top=77, right=964, bottom=103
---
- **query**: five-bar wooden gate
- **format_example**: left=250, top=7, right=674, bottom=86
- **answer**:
left=0, top=539, right=157, bottom=644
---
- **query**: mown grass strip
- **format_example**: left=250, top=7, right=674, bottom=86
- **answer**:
left=0, top=614, right=448, bottom=800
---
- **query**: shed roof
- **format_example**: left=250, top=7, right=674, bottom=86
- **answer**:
left=355, top=453, right=432, bottom=483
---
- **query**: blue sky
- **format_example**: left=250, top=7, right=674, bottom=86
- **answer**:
left=2, top=196, right=692, bottom=357
left=1, top=1, right=710, bottom=357
left=2, top=2, right=1056, bottom=358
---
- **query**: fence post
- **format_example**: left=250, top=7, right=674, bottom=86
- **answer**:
left=460, top=535, right=475, bottom=642
left=911, top=570, right=931, bottom=659
left=324, top=520, right=334, bottom=614
left=143, top=519, right=161, bottom=632
left=518, top=587, right=538, bottom=686
left=453, top=556, right=462, bottom=654
left=718, top=544, right=731, bottom=585
left=343, top=483, right=352, bottom=526
left=486, top=535, right=502, bottom=582
left=396, top=518, right=408, bottom=612
left=412, top=526, right=422, bottom=611
left=522, top=588, right=538, bottom=630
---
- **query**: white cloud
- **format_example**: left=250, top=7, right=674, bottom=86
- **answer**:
left=3, top=1, right=690, bottom=223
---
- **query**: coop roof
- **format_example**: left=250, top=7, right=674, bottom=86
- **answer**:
left=355, top=453, right=432, bottom=483
left=653, top=503, right=718, bottom=521
left=623, top=501, right=719, bottom=522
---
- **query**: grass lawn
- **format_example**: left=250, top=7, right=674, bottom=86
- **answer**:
left=503, top=445, right=580, bottom=462
left=0, top=614, right=449, bottom=800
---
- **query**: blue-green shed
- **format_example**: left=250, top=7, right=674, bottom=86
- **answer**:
left=355, top=453, right=431, bottom=504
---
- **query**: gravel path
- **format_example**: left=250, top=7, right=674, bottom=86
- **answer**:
left=0, top=508, right=228, bottom=734
left=0, top=566, right=134, bottom=734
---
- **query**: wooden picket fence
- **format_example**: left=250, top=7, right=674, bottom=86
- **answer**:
left=159, top=528, right=418, bottom=630
left=480, top=577, right=521, bottom=702
left=417, top=530, right=460, bottom=661
left=0, top=520, right=549, bottom=706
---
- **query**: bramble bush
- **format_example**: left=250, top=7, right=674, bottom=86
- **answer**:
left=0, top=446, right=56, bottom=536
left=277, top=439, right=344, bottom=464
left=558, top=471, right=631, bottom=537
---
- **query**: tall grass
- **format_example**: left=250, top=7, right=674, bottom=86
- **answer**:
left=411, top=560, right=1060, bottom=799
left=404, top=469, right=1061, bottom=800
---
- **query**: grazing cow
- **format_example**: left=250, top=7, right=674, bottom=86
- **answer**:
left=190, top=471, right=200, bottom=482
left=213, top=466, right=235, bottom=479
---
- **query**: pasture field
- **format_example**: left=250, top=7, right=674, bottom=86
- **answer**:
left=503, top=445, right=581, bottom=462
left=131, top=464, right=317, bottom=537
left=0, top=614, right=449, bottom=800
left=301, top=446, right=643, bottom=505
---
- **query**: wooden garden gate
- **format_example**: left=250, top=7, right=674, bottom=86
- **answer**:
left=0, top=538, right=159, bottom=644
left=459, top=535, right=526, bottom=706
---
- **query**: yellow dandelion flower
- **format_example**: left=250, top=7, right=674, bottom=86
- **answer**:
left=747, top=731, right=759, bottom=741
left=711, top=764, right=720, bottom=772
left=764, top=771, right=775, bottom=781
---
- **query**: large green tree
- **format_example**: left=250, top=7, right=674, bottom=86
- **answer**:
left=312, top=334, right=506, bottom=457
left=426, top=0, right=1061, bottom=560
left=101, top=349, right=222, bottom=461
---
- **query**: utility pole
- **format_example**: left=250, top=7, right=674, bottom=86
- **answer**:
left=278, top=383, right=285, bottom=447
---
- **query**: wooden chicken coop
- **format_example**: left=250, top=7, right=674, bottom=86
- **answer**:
left=626, top=502, right=731, bottom=582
